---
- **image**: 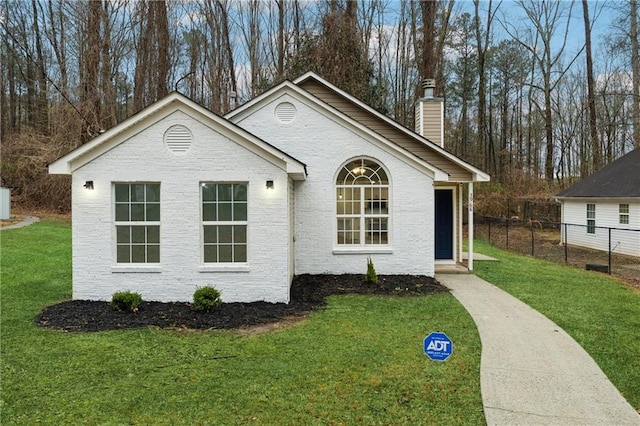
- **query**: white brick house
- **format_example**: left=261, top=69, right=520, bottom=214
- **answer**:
left=49, top=73, right=489, bottom=303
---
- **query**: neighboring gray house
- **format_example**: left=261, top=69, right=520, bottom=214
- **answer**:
left=48, top=73, right=489, bottom=303
left=556, top=147, right=640, bottom=257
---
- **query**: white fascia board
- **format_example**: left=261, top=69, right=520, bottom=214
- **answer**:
left=49, top=92, right=307, bottom=181
left=48, top=93, right=185, bottom=175
left=179, top=97, right=307, bottom=180
left=293, top=72, right=490, bottom=183
left=227, top=83, right=448, bottom=182
left=556, top=196, right=639, bottom=202
left=286, top=163, right=307, bottom=180
left=224, top=81, right=298, bottom=121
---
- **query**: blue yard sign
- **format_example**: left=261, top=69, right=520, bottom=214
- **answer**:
left=423, top=332, right=453, bottom=361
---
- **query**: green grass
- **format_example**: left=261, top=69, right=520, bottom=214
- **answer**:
left=473, top=239, right=640, bottom=411
left=1, top=221, right=484, bottom=425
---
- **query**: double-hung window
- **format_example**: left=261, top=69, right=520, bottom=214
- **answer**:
left=114, top=183, right=160, bottom=263
left=586, top=203, right=596, bottom=234
left=336, top=158, right=389, bottom=246
left=619, top=204, right=629, bottom=225
left=202, top=183, right=247, bottom=263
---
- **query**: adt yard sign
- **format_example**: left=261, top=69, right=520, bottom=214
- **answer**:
left=423, top=332, right=453, bottom=361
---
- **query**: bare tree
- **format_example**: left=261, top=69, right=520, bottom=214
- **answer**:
left=82, top=0, right=102, bottom=134
left=489, top=39, right=530, bottom=181
left=30, top=0, right=48, bottom=132
left=582, top=0, right=601, bottom=172
left=133, top=0, right=170, bottom=112
left=446, top=12, right=478, bottom=163
left=631, top=0, right=640, bottom=148
left=504, top=0, right=584, bottom=183
left=237, top=0, right=262, bottom=96
left=417, top=0, right=437, bottom=80
left=388, top=0, right=417, bottom=127
left=43, top=0, right=70, bottom=100
left=603, top=0, right=640, bottom=154
left=276, top=0, right=285, bottom=80
left=474, top=0, right=501, bottom=173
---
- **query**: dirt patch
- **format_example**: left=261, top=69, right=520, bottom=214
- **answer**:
left=0, top=215, right=24, bottom=227
left=35, top=274, right=447, bottom=332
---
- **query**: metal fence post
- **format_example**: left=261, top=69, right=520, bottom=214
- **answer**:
left=531, top=226, right=535, bottom=256
left=564, top=223, right=568, bottom=263
left=506, top=217, right=510, bottom=250
left=506, top=198, right=510, bottom=250
left=608, top=227, right=612, bottom=275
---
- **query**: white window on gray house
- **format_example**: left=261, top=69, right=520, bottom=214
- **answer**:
left=202, top=183, right=247, bottom=263
left=336, top=158, right=389, bottom=246
left=114, top=183, right=160, bottom=263
left=586, top=203, right=596, bottom=234
left=619, top=204, right=629, bottom=225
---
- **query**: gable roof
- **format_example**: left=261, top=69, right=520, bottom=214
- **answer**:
left=292, top=72, right=489, bottom=183
left=227, top=72, right=489, bottom=183
left=48, top=92, right=307, bottom=180
left=556, top=147, right=640, bottom=198
left=225, top=79, right=449, bottom=181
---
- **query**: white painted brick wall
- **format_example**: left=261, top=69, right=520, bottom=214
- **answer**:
left=72, top=110, right=292, bottom=303
left=235, top=94, right=436, bottom=277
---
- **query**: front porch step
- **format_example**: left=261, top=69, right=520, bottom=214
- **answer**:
left=435, top=264, right=471, bottom=274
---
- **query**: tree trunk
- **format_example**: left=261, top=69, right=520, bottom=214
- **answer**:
left=544, top=81, right=554, bottom=183
left=155, top=1, right=169, bottom=100
left=133, top=0, right=149, bottom=112
left=631, top=0, right=640, bottom=148
left=582, top=0, right=600, bottom=170
left=474, top=0, right=487, bottom=171
left=419, top=0, right=437, bottom=79
left=276, top=0, right=284, bottom=80
left=31, top=0, right=48, bottom=133
left=217, top=0, right=237, bottom=111
left=83, top=0, right=102, bottom=137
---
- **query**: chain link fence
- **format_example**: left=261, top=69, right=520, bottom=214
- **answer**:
left=474, top=214, right=640, bottom=284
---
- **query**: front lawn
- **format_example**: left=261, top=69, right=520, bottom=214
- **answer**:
left=474, top=239, right=640, bottom=411
left=0, top=221, right=484, bottom=425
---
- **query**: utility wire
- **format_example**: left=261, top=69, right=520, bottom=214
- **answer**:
left=1, top=21, right=100, bottom=136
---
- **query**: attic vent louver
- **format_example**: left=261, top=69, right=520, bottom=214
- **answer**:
left=275, top=102, right=296, bottom=124
left=164, top=125, right=192, bottom=154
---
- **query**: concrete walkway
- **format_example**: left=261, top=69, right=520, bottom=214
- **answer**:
left=0, top=215, right=39, bottom=230
left=437, top=273, right=640, bottom=425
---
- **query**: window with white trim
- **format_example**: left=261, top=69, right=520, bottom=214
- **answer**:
left=336, top=158, right=389, bottom=246
left=202, top=183, right=247, bottom=263
left=115, top=183, right=160, bottom=263
left=619, top=204, right=629, bottom=225
left=586, top=203, right=596, bottom=234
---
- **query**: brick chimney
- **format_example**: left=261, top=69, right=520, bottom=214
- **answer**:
left=415, top=79, right=444, bottom=147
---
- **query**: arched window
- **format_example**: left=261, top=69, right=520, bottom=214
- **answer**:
left=336, top=158, right=389, bottom=246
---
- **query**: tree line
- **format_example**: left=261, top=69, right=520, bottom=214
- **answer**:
left=1, top=0, right=639, bottom=210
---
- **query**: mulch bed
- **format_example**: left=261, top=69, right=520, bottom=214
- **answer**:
left=35, top=274, right=447, bottom=332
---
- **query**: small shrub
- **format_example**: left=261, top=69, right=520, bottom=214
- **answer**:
left=365, top=257, right=378, bottom=285
left=193, top=286, right=222, bottom=312
left=111, top=291, right=142, bottom=312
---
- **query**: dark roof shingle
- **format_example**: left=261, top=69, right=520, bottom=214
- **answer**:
left=556, top=147, right=640, bottom=198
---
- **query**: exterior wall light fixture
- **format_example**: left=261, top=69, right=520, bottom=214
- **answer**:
left=83, top=180, right=94, bottom=190
left=266, top=179, right=274, bottom=190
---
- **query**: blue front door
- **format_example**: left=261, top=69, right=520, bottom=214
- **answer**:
left=435, top=189, right=453, bottom=260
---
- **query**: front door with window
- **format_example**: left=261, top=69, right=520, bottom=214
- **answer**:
left=435, top=189, right=454, bottom=260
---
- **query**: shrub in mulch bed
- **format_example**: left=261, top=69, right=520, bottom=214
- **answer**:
left=35, top=274, right=448, bottom=332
